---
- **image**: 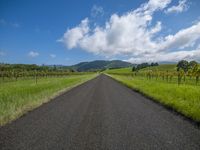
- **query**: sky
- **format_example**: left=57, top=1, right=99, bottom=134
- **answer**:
left=0, top=0, right=200, bottom=65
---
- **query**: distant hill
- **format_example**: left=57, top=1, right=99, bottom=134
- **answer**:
left=70, top=60, right=132, bottom=72
left=0, top=60, right=132, bottom=72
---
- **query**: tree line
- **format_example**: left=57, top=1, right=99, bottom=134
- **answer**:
left=0, top=63, right=83, bottom=82
left=132, top=62, right=159, bottom=71
left=176, top=60, right=200, bottom=85
left=0, top=63, right=75, bottom=71
left=130, top=60, right=200, bottom=85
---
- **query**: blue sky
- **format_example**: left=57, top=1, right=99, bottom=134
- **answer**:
left=0, top=0, right=200, bottom=65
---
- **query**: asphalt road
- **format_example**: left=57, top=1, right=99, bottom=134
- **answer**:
left=0, top=74, right=200, bottom=150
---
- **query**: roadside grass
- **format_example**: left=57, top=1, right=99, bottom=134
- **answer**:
left=108, top=74, right=200, bottom=122
left=0, top=74, right=97, bottom=126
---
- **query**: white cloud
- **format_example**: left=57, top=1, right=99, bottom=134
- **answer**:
left=91, top=5, right=104, bottom=17
left=158, top=22, right=200, bottom=51
left=50, top=54, right=56, bottom=58
left=58, top=18, right=89, bottom=49
left=59, top=0, right=171, bottom=55
left=135, top=0, right=171, bottom=12
left=126, top=48, right=200, bottom=63
left=165, top=0, right=188, bottom=14
left=59, top=0, right=200, bottom=63
left=28, top=51, right=39, bottom=57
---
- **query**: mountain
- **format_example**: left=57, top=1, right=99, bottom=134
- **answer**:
left=70, top=60, right=132, bottom=72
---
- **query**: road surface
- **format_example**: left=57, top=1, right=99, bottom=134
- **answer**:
left=0, top=74, right=200, bottom=150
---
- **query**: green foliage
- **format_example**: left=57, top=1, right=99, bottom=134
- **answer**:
left=151, top=62, right=159, bottom=66
left=0, top=63, right=62, bottom=71
left=132, top=66, right=136, bottom=72
left=189, top=60, right=198, bottom=73
left=134, top=62, right=159, bottom=71
left=177, top=60, right=189, bottom=73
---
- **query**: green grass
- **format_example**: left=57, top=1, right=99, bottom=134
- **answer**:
left=140, top=64, right=177, bottom=72
left=104, top=64, right=200, bottom=74
left=104, top=67, right=132, bottom=74
left=0, top=74, right=97, bottom=125
left=104, top=64, right=177, bottom=74
left=108, top=74, right=200, bottom=122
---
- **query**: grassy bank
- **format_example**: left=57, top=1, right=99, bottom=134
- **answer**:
left=0, top=74, right=97, bottom=125
left=108, top=74, right=200, bottom=122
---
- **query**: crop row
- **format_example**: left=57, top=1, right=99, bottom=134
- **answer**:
left=0, top=70, right=90, bottom=83
left=108, top=70, right=200, bottom=86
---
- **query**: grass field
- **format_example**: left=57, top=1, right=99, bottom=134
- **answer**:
left=104, top=64, right=177, bottom=74
left=108, top=74, right=200, bottom=122
left=104, top=67, right=132, bottom=74
left=105, top=64, right=200, bottom=73
left=140, top=64, right=177, bottom=72
left=0, top=74, right=97, bottom=125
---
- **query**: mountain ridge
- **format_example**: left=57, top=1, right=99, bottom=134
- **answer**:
left=70, top=60, right=132, bottom=72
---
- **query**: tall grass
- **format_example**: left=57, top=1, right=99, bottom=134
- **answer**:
left=0, top=74, right=96, bottom=125
left=109, top=74, right=200, bottom=122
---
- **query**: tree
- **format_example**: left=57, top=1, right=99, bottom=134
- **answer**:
left=136, top=63, right=149, bottom=70
left=177, top=68, right=184, bottom=85
left=155, top=62, right=159, bottom=66
left=151, top=62, right=159, bottom=66
left=132, top=66, right=136, bottom=72
left=195, top=69, right=200, bottom=85
left=189, top=61, right=198, bottom=73
left=177, top=60, right=189, bottom=73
